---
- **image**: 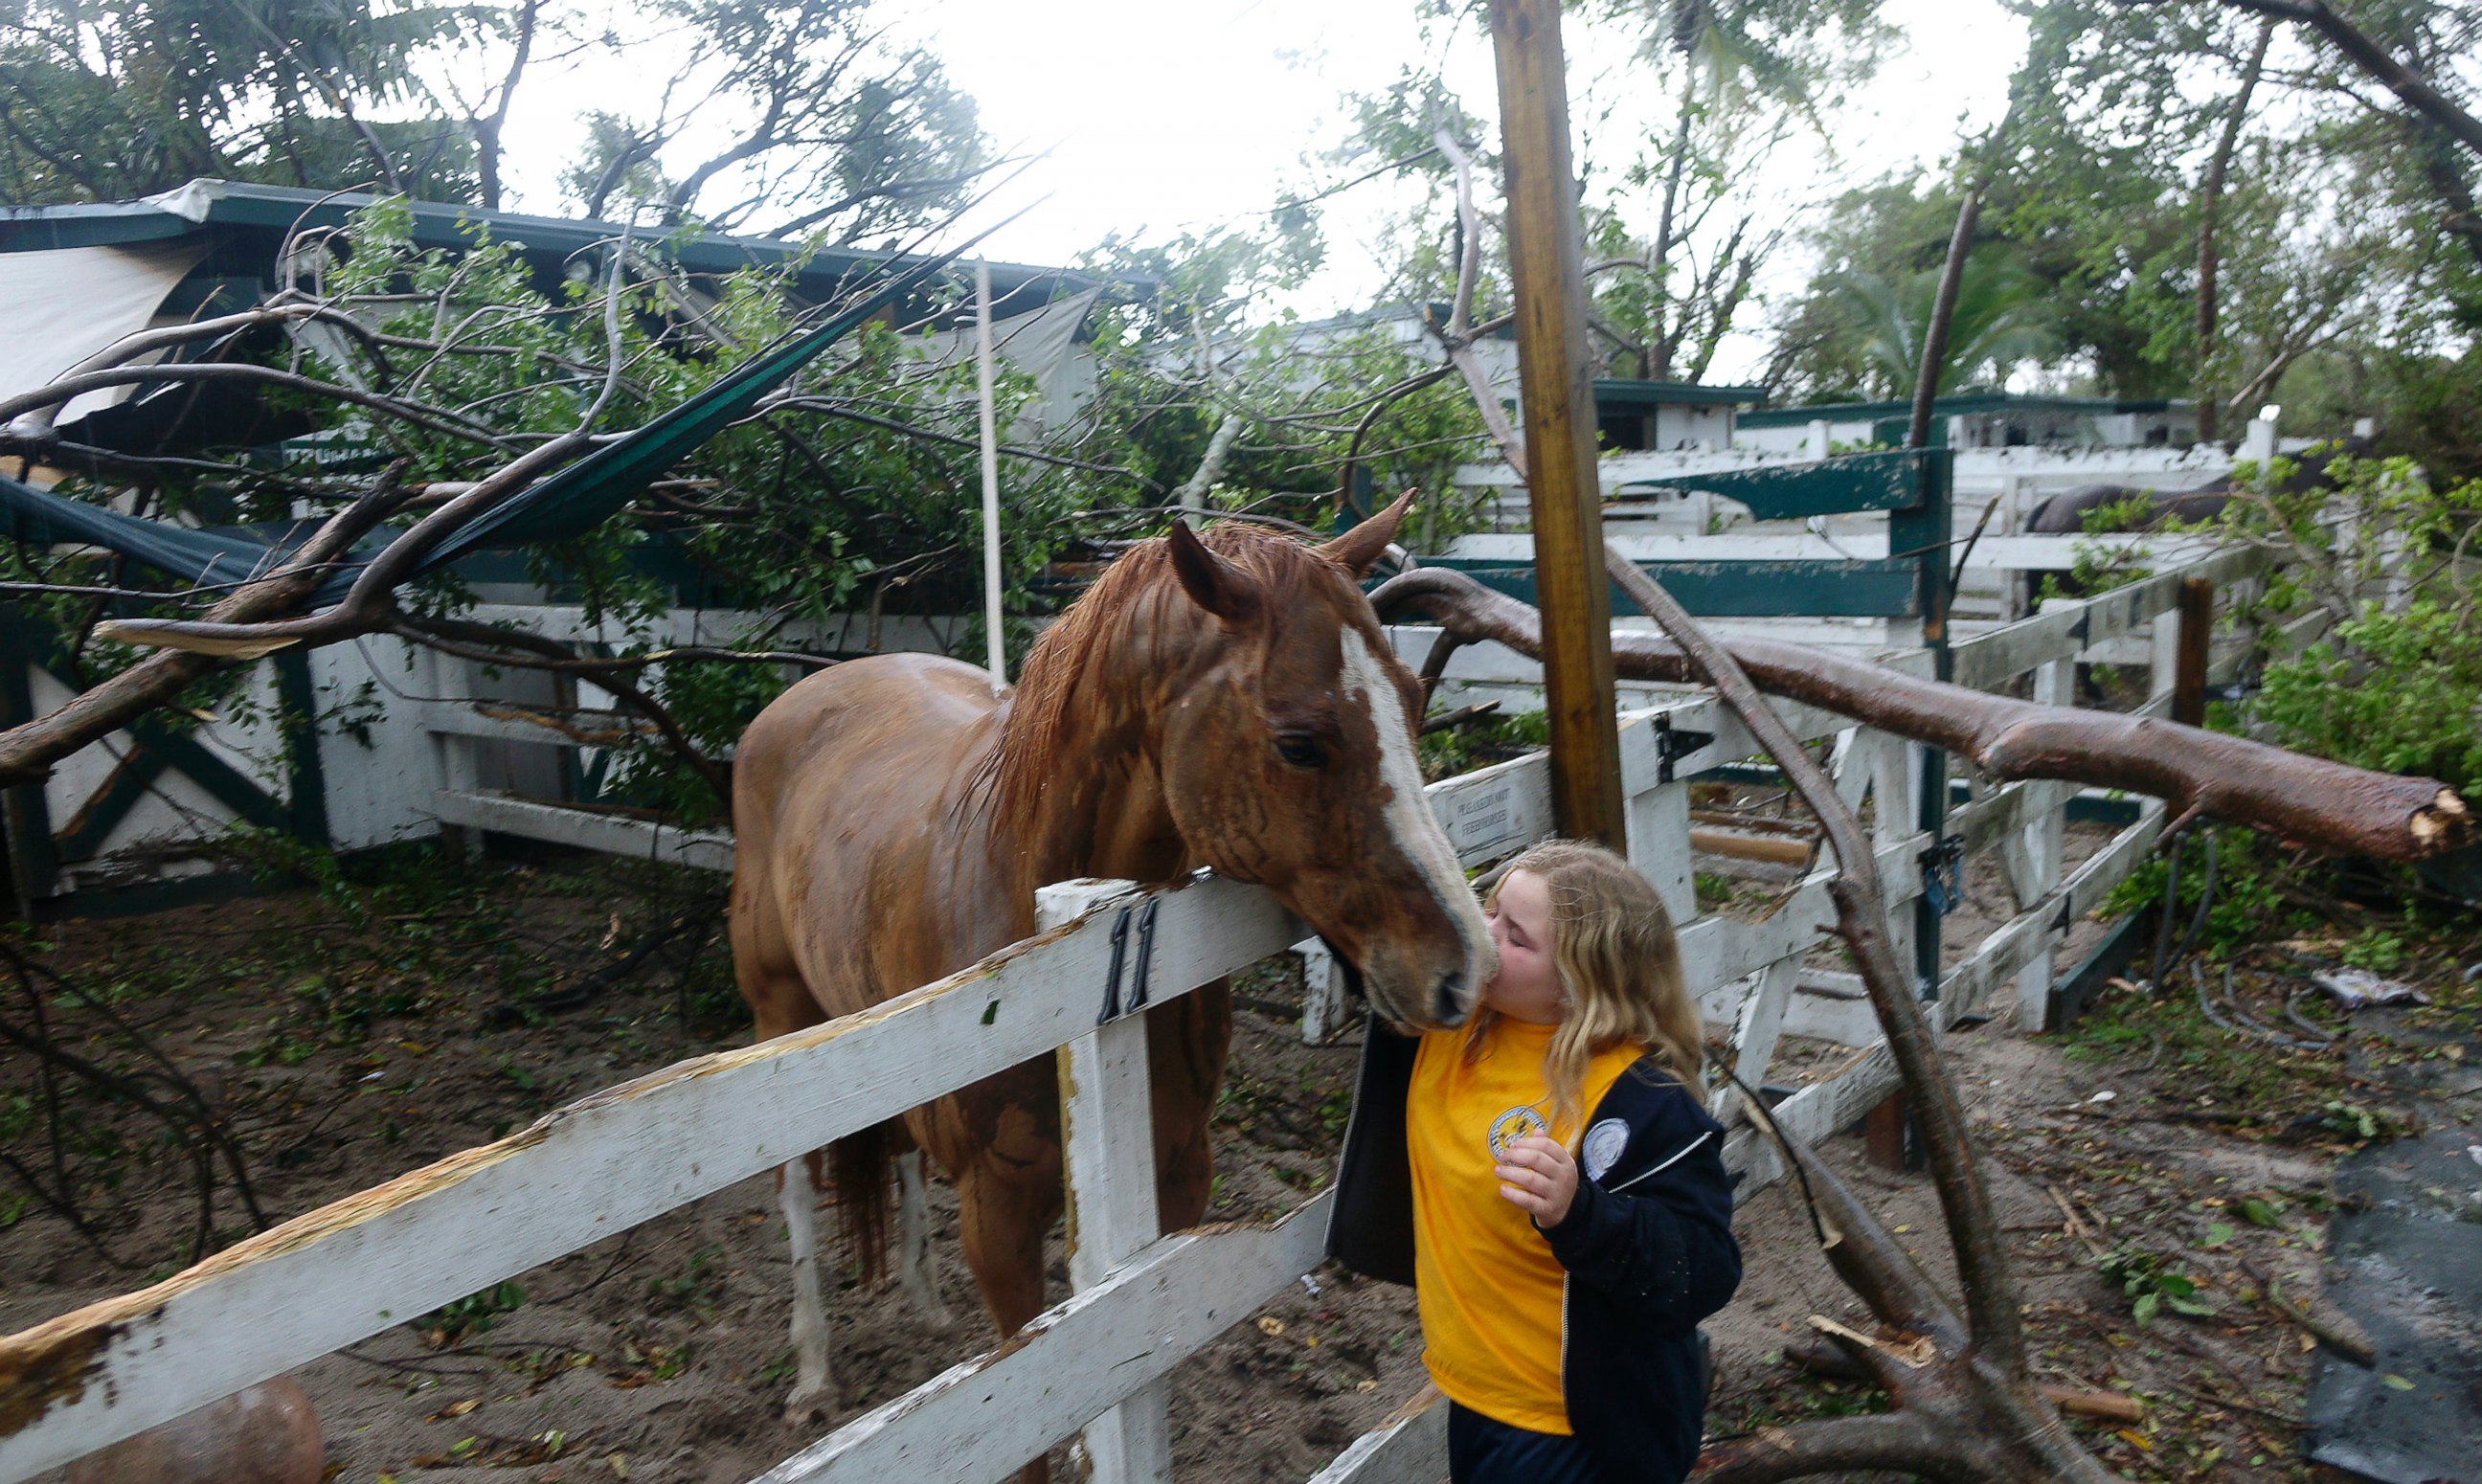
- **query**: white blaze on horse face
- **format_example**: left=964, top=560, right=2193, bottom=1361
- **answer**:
left=1339, top=626, right=1495, bottom=1021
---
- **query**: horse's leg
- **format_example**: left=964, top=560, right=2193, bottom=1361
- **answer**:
left=1147, top=978, right=1234, bottom=1230
left=776, top=1149, right=836, bottom=1426
left=895, top=1148, right=952, bottom=1325
left=733, top=868, right=841, bottom=1424
left=931, top=1072, right=1062, bottom=1484
left=957, top=1158, right=1058, bottom=1484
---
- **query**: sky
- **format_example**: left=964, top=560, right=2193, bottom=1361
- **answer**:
left=500, top=0, right=2036, bottom=380
left=919, top=0, right=2031, bottom=383
left=906, top=0, right=2025, bottom=280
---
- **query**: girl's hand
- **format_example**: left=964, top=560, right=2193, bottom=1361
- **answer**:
left=1496, top=1135, right=1579, bottom=1227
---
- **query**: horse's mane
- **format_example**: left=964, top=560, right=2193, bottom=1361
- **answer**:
left=982, top=522, right=1348, bottom=837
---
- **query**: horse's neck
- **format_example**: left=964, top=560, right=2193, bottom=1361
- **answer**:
left=996, top=605, right=1205, bottom=894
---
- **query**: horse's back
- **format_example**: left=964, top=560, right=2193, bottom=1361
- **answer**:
left=733, top=653, right=1007, bottom=1016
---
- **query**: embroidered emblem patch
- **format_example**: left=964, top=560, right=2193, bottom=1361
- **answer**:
left=1581, top=1118, right=1629, bottom=1181
left=1485, top=1104, right=1548, bottom=1160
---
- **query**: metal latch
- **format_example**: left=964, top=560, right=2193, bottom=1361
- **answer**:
left=1654, top=714, right=1716, bottom=784
left=1919, top=834, right=1966, bottom=916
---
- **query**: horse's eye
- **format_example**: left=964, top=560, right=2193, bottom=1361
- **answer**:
left=1275, top=732, right=1327, bottom=769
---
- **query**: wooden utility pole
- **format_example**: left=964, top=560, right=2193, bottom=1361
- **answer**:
left=1488, top=0, right=1625, bottom=849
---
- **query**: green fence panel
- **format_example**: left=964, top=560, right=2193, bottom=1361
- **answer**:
left=1416, top=556, right=1922, bottom=618
left=1611, top=448, right=1928, bottom=520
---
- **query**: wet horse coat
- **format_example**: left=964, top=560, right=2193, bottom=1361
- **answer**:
left=728, top=501, right=1495, bottom=1427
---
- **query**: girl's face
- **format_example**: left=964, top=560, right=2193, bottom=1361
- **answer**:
left=1482, top=870, right=1565, bottom=1023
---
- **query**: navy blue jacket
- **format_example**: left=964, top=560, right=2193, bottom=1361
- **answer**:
left=1327, top=1025, right=1741, bottom=1483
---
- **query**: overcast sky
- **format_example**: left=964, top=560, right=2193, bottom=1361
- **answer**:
left=501, top=0, right=2032, bottom=378
left=909, top=0, right=2023, bottom=272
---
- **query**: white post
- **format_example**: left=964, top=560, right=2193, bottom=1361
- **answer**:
left=1867, top=731, right=1918, bottom=970
left=975, top=259, right=1006, bottom=693
left=1625, top=779, right=1697, bottom=930
left=1297, top=937, right=1352, bottom=1045
left=2150, top=597, right=2180, bottom=711
left=2013, top=656, right=2073, bottom=1030
left=1807, top=418, right=1830, bottom=461
left=430, top=647, right=483, bottom=862
left=1036, top=880, right=1172, bottom=1484
left=2241, top=416, right=2276, bottom=467
left=1712, top=956, right=1802, bottom=1127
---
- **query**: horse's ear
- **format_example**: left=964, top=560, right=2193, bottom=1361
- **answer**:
left=1166, top=519, right=1261, bottom=623
left=1317, top=489, right=1415, bottom=577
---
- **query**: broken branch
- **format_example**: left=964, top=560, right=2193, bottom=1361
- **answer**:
left=1370, top=567, right=2471, bottom=864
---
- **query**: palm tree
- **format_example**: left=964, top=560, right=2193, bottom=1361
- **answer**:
left=1828, top=248, right=2062, bottom=399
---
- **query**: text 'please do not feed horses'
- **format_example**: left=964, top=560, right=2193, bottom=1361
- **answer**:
left=728, top=494, right=1498, bottom=1450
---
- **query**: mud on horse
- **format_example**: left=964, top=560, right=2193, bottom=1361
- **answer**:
left=727, top=495, right=1496, bottom=1453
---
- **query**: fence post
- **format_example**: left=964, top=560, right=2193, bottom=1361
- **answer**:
left=1625, top=776, right=1697, bottom=929
left=1297, top=936, right=1350, bottom=1045
left=1037, top=879, right=1173, bottom=1484
left=2012, top=657, right=2074, bottom=1031
left=0, top=616, right=61, bottom=914
left=1867, top=446, right=1952, bottom=1171
left=430, top=648, right=484, bottom=862
left=2173, top=577, right=2214, bottom=728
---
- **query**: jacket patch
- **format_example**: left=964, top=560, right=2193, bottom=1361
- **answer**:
left=1581, top=1117, right=1629, bottom=1181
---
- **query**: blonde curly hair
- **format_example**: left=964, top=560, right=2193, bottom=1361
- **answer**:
left=1469, top=839, right=1702, bottom=1137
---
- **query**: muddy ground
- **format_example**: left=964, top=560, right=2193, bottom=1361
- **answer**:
left=4, top=839, right=2476, bottom=1483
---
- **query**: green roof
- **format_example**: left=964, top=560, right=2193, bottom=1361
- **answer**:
left=0, top=178, right=1139, bottom=309
left=1739, top=393, right=2184, bottom=429
left=1593, top=379, right=1767, bottom=409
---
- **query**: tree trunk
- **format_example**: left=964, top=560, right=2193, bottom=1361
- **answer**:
left=1910, top=186, right=1983, bottom=445
left=2213, top=0, right=2482, bottom=161
left=1647, top=62, right=1701, bottom=382
left=1371, top=567, right=2470, bottom=864
left=2197, top=18, right=2275, bottom=446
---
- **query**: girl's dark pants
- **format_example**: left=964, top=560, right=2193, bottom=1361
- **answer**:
left=1446, top=1402, right=1621, bottom=1484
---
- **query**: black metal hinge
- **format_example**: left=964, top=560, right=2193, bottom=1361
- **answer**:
left=1654, top=714, right=1716, bottom=784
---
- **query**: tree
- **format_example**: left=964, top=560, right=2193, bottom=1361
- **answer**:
left=1822, top=247, right=2061, bottom=398
left=1762, top=0, right=2478, bottom=451
left=1593, top=0, right=1897, bottom=381
left=0, top=0, right=484, bottom=204
left=0, top=0, right=1004, bottom=254
left=558, top=0, right=997, bottom=243
left=0, top=200, right=1115, bottom=812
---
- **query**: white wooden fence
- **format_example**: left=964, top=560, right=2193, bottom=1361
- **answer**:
left=0, top=543, right=2276, bottom=1484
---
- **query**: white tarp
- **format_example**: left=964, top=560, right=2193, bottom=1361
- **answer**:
left=901, top=284, right=1104, bottom=434
left=0, top=241, right=207, bottom=424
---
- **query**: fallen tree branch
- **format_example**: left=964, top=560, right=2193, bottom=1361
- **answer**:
left=1592, top=549, right=2031, bottom=1377
left=1429, top=128, right=1529, bottom=477
left=0, top=469, right=413, bottom=787
left=1370, top=567, right=2470, bottom=863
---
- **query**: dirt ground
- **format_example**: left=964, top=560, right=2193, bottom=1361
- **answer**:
left=4, top=842, right=2475, bottom=1483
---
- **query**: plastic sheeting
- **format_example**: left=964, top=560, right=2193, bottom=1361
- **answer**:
left=898, top=285, right=1103, bottom=433
left=0, top=241, right=206, bottom=425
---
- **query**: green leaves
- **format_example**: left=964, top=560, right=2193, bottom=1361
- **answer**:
left=2099, top=1246, right=2220, bottom=1327
left=1824, top=248, right=2063, bottom=400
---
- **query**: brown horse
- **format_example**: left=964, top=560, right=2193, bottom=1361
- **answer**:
left=728, top=496, right=1495, bottom=1433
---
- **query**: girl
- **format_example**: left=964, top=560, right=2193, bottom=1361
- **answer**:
left=1329, top=839, right=1740, bottom=1484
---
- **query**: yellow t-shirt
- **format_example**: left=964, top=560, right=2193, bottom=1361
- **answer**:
left=1408, top=1018, right=1644, bottom=1434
